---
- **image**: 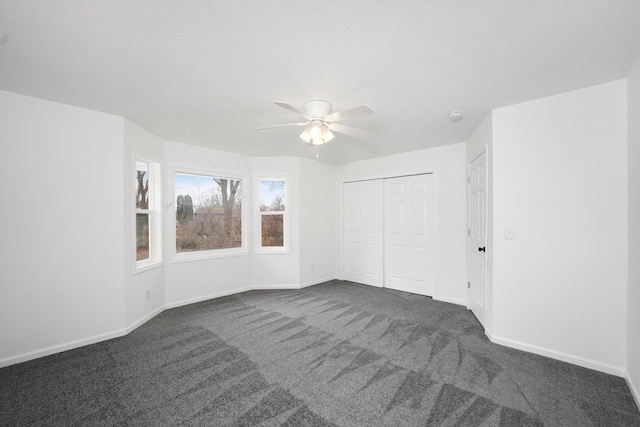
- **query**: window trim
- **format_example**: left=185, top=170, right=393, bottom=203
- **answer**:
left=255, top=175, right=289, bottom=254
left=133, top=156, right=163, bottom=273
left=171, top=167, right=248, bottom=263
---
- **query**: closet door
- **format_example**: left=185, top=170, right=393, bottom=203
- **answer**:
left=384, top=174, right=435, bottom=296
left=343, top=180, right=384, bottom=287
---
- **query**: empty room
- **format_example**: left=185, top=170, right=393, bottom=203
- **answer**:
left=1, top=1, right=640, bottom=426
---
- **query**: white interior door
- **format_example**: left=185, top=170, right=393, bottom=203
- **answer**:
left=343, top=180, right=384, bottom=287
left=383, top=174, right=435, bottom=296
left=468, top=152, right=487, bottom=326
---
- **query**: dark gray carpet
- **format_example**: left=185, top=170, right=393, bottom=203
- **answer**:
left=1, top=280, right=639, bottom=426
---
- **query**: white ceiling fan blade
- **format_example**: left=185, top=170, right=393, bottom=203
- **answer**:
left=273, top=101, right=313, bottom=120
left=327, top=123, right=373, bottom=140
left=256, top=122, right=308, bottom=130
left=323, top=104, right=374, bottom=122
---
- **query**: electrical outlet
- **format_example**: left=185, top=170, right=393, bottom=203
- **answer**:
left=145, top=289, right=150, bottom=300
left=310, top=265, right=314, bottom=272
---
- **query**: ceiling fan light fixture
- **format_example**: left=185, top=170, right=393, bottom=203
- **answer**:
left=300, top=120, right=334, bottom=145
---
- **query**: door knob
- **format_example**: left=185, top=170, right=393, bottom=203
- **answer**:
left=478, top=247, right=486, bottom=252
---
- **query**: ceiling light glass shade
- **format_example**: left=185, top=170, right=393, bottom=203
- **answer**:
left=299, top=120, right=334, bottom=145
left=299, top=127, right=312, bottom=143
left=310, top=120, right=323, bottom=138
left=320, top=125, right=334, bottom=143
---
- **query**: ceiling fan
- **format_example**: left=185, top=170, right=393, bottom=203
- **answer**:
left=256, top=100, right=374, bottom=145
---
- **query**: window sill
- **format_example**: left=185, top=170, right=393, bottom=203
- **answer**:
left=254, top=247, right=289, bottom=255
left=134, top=260, right=163, bottom=274
left=172, top=248, right=248, bottom=264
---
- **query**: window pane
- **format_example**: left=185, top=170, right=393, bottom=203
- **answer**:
left=136, top=213, right=150, bottom=261
left=261, top=214, right=284, bottom=247
left=176, top=173, right=242, bottom=252
left=135, top=161, right=149, bottom=209
left=259, top=180, right=285, bottom=212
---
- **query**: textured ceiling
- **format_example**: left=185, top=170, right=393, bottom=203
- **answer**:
left=1, top=1, right=639, bottom=164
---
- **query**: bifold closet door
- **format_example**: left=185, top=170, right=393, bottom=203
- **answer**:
left=384, top=174, right=435, bottom=296
left=343, top=180, right=384, bottom=287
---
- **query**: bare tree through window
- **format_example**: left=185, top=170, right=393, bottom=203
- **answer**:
left=259, top=179, right=285, bottom=247
left=175, top=173, right=242, bottom=252
left=136, top=162, right=150, bottom=261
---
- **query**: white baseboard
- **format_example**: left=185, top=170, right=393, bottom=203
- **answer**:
left=251, top=284, right=301, bottom=290
left=1, top=280, right=342, bottom=368
left=626, top=370, right=640, bottom=411
left=124, top=305, right=165, bottom=335
left=164, top=286, right=254, bottom=310
left=0, top=328, right=126, bottom=369
left=252, top=277, right=337, bottom=291
left=433, top=295, right=466, bottom=306
left=380, top=286, right=466, bottom=307
left=165, top=278, right=337, bottom=308
left=18, top=277, right=630, bottom=386
left=300, top=276, right=337, bottom=288
left=488, top=333, right=626, bottom=377
left=485, top=327, right=495, bottom=341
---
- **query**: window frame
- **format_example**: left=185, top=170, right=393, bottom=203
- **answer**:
left=172, top=167, right=248, bottom=263
left=255, top=175, right=289, bottom=254
left=134, top=156, right=162, bottom=273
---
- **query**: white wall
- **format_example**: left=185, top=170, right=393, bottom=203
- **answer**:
left=299, top=158, right=335, bottom=286
left=334, top=143, right=468, bottom=305
left=466, top=113, right=492, bottom=164
left=163, top=149, right=332, bottom=303
left=0, top=91, right=126, bottom=364
left=123, top=119, right=165, bottom=328
left=0, top=92, right=459, bottom=366
left=251, top=157, right=301, bottom=288
left=627, top=52, right=640, bottom=405
left=163, top=141, right=253, bottom=307
left=491, top=80, right=628, bottom=374
left=3, top=77, right=636, bottom=389
left=466, top=113, right=494, bottom=331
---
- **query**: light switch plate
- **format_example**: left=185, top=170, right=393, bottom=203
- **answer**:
left=504, top=227, right=515, bottom=240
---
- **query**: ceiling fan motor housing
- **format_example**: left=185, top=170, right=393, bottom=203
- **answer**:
left=303, top=100, right=332, bottom=118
